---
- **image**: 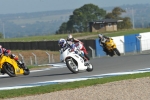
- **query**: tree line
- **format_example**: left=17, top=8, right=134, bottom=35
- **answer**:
left=0, top=4, right=149, bottom=38
left=56, top=4, right=132, bottom=34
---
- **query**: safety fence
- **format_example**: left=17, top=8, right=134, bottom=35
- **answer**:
left=0, top=40, right=96, bottom=51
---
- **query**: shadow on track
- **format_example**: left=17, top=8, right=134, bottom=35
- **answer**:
left=29, top=72, right=74, bottom=78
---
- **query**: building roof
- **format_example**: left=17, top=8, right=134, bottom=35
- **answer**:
left=90, top=19, right=123, bottom=24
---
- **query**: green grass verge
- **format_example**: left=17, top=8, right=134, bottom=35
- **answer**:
left=1, top=72, right=150, bottom=99
left=27, top=65, right=44, bottom=69
left=0, top=28, right=150, bottom=42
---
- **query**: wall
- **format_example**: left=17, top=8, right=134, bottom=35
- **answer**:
left=124, top=34, right=140, bottom=53
left=95, top=32, right=150, bottom=57
left=140, top=32, right=150, bottom=51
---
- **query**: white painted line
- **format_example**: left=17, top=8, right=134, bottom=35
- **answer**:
left=1, top=69, right=150, bottom=90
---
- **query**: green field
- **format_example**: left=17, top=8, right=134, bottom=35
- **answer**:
left=1, top=28, right=150, bottom=42
left=8, top=13, right=71, bottom=25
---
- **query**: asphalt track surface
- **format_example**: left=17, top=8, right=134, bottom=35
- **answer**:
left=0, top=53, right=150, bottom=88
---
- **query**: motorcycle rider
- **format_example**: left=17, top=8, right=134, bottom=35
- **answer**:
left=67, top=34, right=80, bottom=44
left=67, top=34, right=90, bottom=60
left=58, top=38, right=71, bottom=51
left=98, top=34, right=110, bottom=55
left=0, top=45, right=24, bottom=70
left=58, top=38, right=87, bottom=62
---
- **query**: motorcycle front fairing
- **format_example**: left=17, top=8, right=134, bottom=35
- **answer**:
left=60, top=48, right=70, bottom=63
left=105, top=39, right=116, bottom=50
left=65, top=52, right=87, bottom=70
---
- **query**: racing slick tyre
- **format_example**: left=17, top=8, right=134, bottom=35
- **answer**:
left=86, top=63, right=93, bottom=72
left=108, top=51, right=114, bottom=57
left=3, top=63, right=16, bottom=77
left=66, top=59, right=79, bottom=74
left=114, top=48, right=121, bottom=56
left=23, top=68, right=30, bottom=75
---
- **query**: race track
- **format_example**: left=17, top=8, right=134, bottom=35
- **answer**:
left=1, top=54, right=150, bottom=89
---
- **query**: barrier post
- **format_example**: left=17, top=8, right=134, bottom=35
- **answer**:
left=32, top=53, right=37, bottom=65
left=120, top=39, right=125, bottom=55
left=46, top=52, right=51, bottom=63
left=136, top=35, right=142, bottom=53
left=89, top=46, right=95, bottom=58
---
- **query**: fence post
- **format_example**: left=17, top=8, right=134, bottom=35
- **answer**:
left=89, top=46, right=95, bottom=58
left=45, top=52, right=51, bottom=63
left=19, top=53, right=25, bottom=64
left=30, top=56, right=33, bottom=65
left=32, top=53, right=37, bottom=65
left=52, top=54, right=55, bottom=63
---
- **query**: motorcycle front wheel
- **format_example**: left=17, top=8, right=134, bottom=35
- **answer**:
left=66, top=58, right=79, bottom=73
left=114, top=48, right=121, bottom=56
left=3, top=63, right=16, bottom=77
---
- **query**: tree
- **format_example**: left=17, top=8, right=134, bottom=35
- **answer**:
left=57, top=3, right=106, bottom=34
left=112, top=7, right=126, bottom=18
left=105, top=7, right=132, bottom=29
left=117, top=17, right=132, bottom=29
left=57, top=22, right=68, bottom=34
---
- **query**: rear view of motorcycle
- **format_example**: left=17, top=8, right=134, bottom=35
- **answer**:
left=0, top=54, right=30, bottom=77
left=104, top=38, right=121, bottom=57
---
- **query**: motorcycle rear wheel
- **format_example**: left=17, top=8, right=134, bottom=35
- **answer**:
left=20, top=64, right=30, bottom=75
left=108, top=51, right=114, bottom=57
left=3, top=63, right=16, bottom=77
left=66, top=59, right=79, bottom=73
left=23, top=68, right=30, bottom=75
left=86, top=63, right=93, bottom=72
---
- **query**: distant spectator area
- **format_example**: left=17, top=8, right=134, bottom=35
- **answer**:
left=89, top=19, right=123, bottom=32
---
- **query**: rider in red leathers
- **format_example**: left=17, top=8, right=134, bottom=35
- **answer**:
left=0, top=45, right=23, bottom=65
left=67, top=34, right=90, bottom=61
left=0, top=45, right=12, bottom=57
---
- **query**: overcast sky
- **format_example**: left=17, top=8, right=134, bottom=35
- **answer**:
left=0, top=0, right=149, bottom=14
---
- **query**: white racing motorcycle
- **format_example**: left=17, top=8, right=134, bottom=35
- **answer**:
left=60, top=47, right=93, bottom=73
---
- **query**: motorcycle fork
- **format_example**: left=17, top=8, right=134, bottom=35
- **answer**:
left=70, top=58, right=76, bottom=66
